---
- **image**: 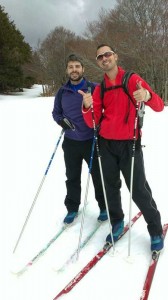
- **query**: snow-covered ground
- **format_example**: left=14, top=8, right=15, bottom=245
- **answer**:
left=0, top=85, right=168, bottom=300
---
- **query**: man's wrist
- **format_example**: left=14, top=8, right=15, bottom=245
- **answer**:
left=144, top=90, right=151, bottom=102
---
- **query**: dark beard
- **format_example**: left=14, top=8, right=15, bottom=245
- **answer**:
left=69, top=73, right=83, bottom=82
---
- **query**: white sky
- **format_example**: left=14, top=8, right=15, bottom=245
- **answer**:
left=0, top=85, right=168, bottom=299
left=0, top=0, right=117, bottom=48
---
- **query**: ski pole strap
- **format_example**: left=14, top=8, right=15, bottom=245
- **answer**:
left=87, top=85, right=98, bottom=144
left=138, top=102, right=145, bottom=129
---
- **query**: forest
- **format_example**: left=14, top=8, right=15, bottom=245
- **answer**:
left=0, top=0, right=167, bottom=102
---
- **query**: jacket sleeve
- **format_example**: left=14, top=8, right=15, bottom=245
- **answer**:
left=128, top=74, right=164, bottom=112
left=144, top=89, right=164, bottom=112
left=82, top=85, right=103, bottom=128
left=52, top=89, right=63, bottom=124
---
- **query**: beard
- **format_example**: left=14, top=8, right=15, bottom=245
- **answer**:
left=69, top=72, right=83, bottom=82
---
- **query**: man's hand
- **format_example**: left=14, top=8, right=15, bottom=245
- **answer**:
left=59, top=118, right=75, bottom=130
left=78, top=90, right=93, bottom=108
left=133, top=81, right=151, bottom=102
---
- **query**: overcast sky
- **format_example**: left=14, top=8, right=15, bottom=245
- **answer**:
left=1, top=0, right=117, bottom=49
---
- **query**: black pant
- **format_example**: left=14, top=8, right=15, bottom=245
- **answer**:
left=62, top=137, right=105, bottom=212
left=99, top=137, right=162, bottom=236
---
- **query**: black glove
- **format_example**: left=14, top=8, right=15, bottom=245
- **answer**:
left=59, top=118, right=75, bottom=130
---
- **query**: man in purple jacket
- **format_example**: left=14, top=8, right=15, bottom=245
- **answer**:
left=52, top=54, right=107, bottom=224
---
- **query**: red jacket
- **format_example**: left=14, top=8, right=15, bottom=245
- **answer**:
left=82, top=67, right=164, bottom=140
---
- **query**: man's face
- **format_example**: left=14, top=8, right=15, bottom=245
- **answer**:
left=96, top=46, right=118, bottom=72
left=66, top=61, right=84, bottom=83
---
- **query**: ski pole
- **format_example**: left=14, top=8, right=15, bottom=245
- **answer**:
left=76, top=134, right=96, bottom=260
left=76, top=86, right=97, bottom=260
left=128, top=102, right=139, bottom=257
left=13, top=129, right=64, bottom=254
left=90, top=100, right=115, bottom=251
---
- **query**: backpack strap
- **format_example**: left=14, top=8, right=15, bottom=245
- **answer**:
left=99, top=71, right=145, bottom=129
left=100, top=79, right=122, bottom=99
left=100, top=71, right=134, bottom=98
left=122, top=71, right=134, bottom=92
left=122, top=71, right=135, bottom=107
left=122, top=71, right=145, bottom=129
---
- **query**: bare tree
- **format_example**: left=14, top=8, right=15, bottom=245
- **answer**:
left=35, top=27, right=103, bottom=94
left=29, top=1, right=167, bottom=100
left=85, top=0, right=168, bottom=99
left=35, top=27, right=77, bottom=94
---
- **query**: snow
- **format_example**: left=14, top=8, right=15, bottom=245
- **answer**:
left=0, top=85, right=168, bottom=300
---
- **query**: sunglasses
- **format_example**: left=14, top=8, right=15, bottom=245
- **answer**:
left=96, top=51, right=115, bottom=61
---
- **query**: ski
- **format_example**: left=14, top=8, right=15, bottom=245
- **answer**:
left=53, top=211, right=142, bottom=299
left=13, top=209, right=88, bottom=276
left=54, top=221, right=104, bottom=273
left=140, top=223, right=168, bottom=300
left=13, top=224, right=70, bottom=276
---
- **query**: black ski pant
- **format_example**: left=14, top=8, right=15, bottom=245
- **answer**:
left=99, top=137, right=163, bottom=237
left=62, top=137, right=105, bottom=213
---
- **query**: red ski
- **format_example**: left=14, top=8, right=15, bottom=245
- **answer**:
left=53, top=211, right=142, bottom=299
left=140, top=223, right=168, bottom=300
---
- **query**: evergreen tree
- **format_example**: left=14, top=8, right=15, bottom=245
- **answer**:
left=0, top=6, right=32, bottom=92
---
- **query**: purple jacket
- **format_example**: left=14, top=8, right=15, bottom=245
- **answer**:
left=52, top=79, right=97, bottom=141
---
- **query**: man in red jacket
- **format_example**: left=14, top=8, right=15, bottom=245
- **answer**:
left=79, top=43, right=164, bottom=253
